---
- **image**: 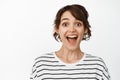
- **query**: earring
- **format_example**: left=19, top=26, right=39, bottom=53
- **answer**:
left=83, top=33, right=89, bottom=40
left=57, top=34, right=62, bottom=42
left=58, top=34, right=60, bottom=39
left=83, top=33, right=86, bottom=39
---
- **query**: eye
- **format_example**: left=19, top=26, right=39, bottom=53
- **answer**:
left=62, top=22, right=69, bottom=27
left=76, top=22, right=82, bottom=27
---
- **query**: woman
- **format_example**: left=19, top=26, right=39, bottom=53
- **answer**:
left=30, top=4, right=110, bottom=80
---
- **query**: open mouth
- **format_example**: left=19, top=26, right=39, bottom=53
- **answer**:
left=66, top=35, right=78, bottom=44
left=66, top=35, right=78, bottom=40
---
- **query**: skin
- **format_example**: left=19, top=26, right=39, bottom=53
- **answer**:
left=55, top=11, right=87, bottom=64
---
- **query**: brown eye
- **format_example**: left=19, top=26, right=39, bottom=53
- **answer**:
left=62, top=23, right=69, bottom=27
left=76, top=22, right=82, bottom=27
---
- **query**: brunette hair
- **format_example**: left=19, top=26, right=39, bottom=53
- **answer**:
left=53, top=4, right=91, bottom=41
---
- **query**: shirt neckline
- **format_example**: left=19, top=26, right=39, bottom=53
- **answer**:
left=53, top=51, right=86, bottom=66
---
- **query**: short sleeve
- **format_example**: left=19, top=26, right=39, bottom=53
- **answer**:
left=30, top=60, right=37, bottom=80
left=101, top=59, right=111, bottom=80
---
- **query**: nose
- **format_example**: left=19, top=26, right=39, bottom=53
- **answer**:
left=69, top=25, right=75, bottom=32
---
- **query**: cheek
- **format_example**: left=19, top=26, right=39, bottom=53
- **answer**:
left=77, top=29, right=85, bottom=37
left=59, top=28, right=67, bottom=35
left=58, top=29, right=67, bottom=40
left=59, top=31, right=65, bottom=38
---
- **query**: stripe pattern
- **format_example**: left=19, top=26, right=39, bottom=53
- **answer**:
left=30, top=52, right=110, bottom=80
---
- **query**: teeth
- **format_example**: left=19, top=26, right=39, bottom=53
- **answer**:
left=67, top=35, right=77, bottom=38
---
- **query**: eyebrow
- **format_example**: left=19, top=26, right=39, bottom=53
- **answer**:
left=61, top=18, right=69, bottom=21
left=61, top=18, right=82, bottom=23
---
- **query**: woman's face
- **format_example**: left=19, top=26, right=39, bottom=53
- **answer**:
left=56, top=11, right=86, bottom=51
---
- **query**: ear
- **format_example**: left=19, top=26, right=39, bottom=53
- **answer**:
left=84, top=28, right=88, bottom=34
left=54, top=27, right=59, bottom=34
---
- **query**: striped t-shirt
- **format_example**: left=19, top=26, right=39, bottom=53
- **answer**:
left=30, top=52, right=110, bottom=80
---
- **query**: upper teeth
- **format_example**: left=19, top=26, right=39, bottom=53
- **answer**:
left=67, top=35, right=77, bottom=38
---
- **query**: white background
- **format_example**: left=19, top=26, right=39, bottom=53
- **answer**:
left=0, top=0, right=120, bottom=80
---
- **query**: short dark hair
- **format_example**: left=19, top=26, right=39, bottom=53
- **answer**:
left=53, top=4, right=91, bottom=41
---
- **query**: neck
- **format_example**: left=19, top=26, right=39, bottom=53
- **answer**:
left=56, top=45, right=83, bottom=63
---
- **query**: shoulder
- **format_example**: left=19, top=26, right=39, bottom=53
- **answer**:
left=83, top=53, right=111, bottom=79
left=84, top=53, right=109, bottom=72
left=84, top=53, right=105, bottom=61
left=30, top=52, right=55, bottom=79
left=35, top=52, right=55, bottom=60
left=84, top=53, right=104, bottom=61
left=84, top=53, right=106, bottom=65
left=32, top=52, right=55, bottom=67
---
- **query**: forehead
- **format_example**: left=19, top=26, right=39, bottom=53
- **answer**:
left=61, top=11, right=76, bottom=21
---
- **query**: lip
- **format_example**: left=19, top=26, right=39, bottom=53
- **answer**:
left=67, top=35, right=77, bottom=38
left=65, top=34, right=78, bottom=45
left=66, top=36, right=78, bottom=40
left=66, top=34, right=78, bottom=38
